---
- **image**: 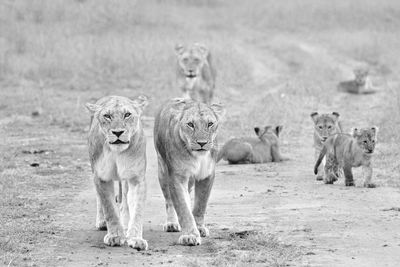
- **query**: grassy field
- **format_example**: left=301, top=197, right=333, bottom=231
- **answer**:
left=1, top=0, right=400, bottom=266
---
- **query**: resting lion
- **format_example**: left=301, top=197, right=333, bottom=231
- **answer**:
left=86, top=95, right=149, bottom=250
left=154, top=98, right=225, bottom=246
left=217, top=125, right=285, bottom=164
left=175, top=43, right=216, bottom=104
left=337, top=67, right=376, bottom=94
left=314, top=127, right=378, bottom=188
left=311, top=112, right=342, bottom=181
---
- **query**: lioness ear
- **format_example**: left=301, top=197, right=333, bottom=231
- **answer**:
left=254, top=127, right=260, bottom=136
left=85, top=103, right=100, bottom=114
left=210, top=103, right=225, bottom=121
left=275, top=125, right=283, bottom=137
left=194, top=43, right=209, bottom=57
left=332, top=112, right=340, bottom=120
left=175, top=44, right=185, bottom=55
left=351, top=127, right=359, bottom=137
left=131, top=95, right=149, bottom=115
left=310, top=112, right=319, bottom=123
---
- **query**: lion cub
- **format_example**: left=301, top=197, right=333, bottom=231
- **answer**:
left=311, top=112, right=342, bottom=181
left=175, top=43, right=216, bottom=104
left=86, top=95, right=149, bottom=250
left=217, top=125, right=285, bottom=164
left=314, top=127, right=378, bottom=188
left=337, top=67, right=376, bottom=94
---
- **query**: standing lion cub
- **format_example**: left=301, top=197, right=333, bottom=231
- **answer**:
left=175, top=43, right=216, bottom=104
left=154, top=98, right=225, bottom=246
left=217, top=125, right=285, bottom=164
left=86, top=95, right=149, bottom=250
left=314, top=127, right=378, bottom=187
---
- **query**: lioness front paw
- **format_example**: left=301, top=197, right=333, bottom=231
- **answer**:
left=316, top=175, right=323, bottom=181
left=178, top=234, right=201, bottom=246
left=163, top=222, right=181, bottom=232
left=197, top=225, right=209, bottom=237
left=364, top=183, right=376, bottom=188
left=104, top=233, right=125, bottom=247
left=96, top=220, right=107, bottom=231
left=127, top=238, right=148, bottom=251
left=345, top=181, right=355, bottom=186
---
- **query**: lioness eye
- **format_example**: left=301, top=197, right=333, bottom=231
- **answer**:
left=187, top=122, right=194, bottom=128
left=363, top=140, right=368, bottom=144
left=208, top=122, right=214, bottom=128
left=318, top=126, right=323, bottom=129
left=124, top=112, right=131, bottom=119
left=104, top=114, right=112, bottom=120
left=328, top=126, right=332, bottom=129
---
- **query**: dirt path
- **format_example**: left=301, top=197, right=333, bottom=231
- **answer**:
left=39, top=39, right=400, bottom=267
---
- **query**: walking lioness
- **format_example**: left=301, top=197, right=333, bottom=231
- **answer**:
left=314, top=127, right=378, bottom=187
left=175, top=43, right=216, bottom=104
left=311, top=112, right=342, bottom=181
left=217, top=125, right=285, bottom=164
left=154, top=98, right=225, bottom=246
left=86, top=95, right=149, bottom=250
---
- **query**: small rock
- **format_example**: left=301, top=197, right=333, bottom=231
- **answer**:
left=30, top=163, right=40, bottom=167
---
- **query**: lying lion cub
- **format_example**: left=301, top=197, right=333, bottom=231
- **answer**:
left=337, top=67, right=376, bottom=94
left=217, top=125, right=285, bottom=164
left=86, top=95, right=149, bottom=250
left=154, top=98, right=225, bottom=246
left=314, top=127, right=378, bottom=187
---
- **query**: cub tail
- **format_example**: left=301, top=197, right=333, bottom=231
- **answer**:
left=314, top=145, right=327, bottom=175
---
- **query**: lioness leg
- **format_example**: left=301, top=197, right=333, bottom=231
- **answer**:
left=343, top=165, right=355, bottom=186
left=119, top=180, right=129, bottom=232
left=362, top=165, right=375, bottom=188
left=94, top=178, right=125, bottom=246
left=126, top=177, right=148, bottom=251
left=158, top=162, right=181, bottom=232
left=95, top=192, right=107, bottom=231
left=192, top=175, right=214, bottom=238
left=169, top=175, right=201, bottom=246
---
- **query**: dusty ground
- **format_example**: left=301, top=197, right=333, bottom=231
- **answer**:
left=1, top=0, right=400, bottom=266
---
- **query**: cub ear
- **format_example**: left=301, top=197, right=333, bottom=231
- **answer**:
left=131, top=95, right=149, bottom=115
left=351, top=127, right=359, bottom=137
left=332, top=112, right=340, bottom=120
left=310, top=112, right=319, bottom=123
left=371, top=126, right=379, bottom=136
left=85, top=103, right=100, bottom=114
left=275, top=125, right=283, bottom=137
left=175, top=43, right=185, bottom=55
left=254, top=127, right=260, bottom=136
left=210, top=103, right=226, bottom=121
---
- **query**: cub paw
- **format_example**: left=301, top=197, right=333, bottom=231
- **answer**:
left=163, top=222, right=181, bottom=232
left=345, top=181, right=355, bottom=186
left=96, top=220, right=107, bottom=231
left=127, top=238, right=148, bottom=251
left=197, top=225, right=209, bottom=237
left=178, top=234, right=201, bottom=246
left=104, top=233, right=125, bottom=247
left=364, top=183, right=376, bottom=188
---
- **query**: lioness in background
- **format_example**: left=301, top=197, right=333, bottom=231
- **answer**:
left=217, top=125, right=285, bottom=164
left=337, top=67, right=376, bottom=94
left=175, top=43, right=216, bottom=104
left=86, top=95, right=149, bottom=250
left=314, top=127, right=378, bottom=188
left=154, top=98, right=225, bottom=246
left=311, top=112, right=342, bottom=181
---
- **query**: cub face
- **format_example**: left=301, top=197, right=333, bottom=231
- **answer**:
left=254, top=125, right=283, bottom=145
left=175, top=43, right=209, bottom=79
left=178, top=101, right=225, bottom=153
left=352, top=127, right=378, bottom=154
left=354, top=68, right=369, bottom=85
left=86, top=96, right=148, bottom=152
left=311, top=112, right=340, bottom=142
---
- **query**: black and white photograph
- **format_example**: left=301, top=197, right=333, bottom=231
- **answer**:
left=1, top=0, right=399, bottom=266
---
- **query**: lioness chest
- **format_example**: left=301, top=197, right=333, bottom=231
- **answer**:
left=188, top=151, right=215, bottom=180
left=94, top=148, right=145, bottom=181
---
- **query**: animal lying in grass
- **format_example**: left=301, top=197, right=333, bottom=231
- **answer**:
left=337, top=67, right=376, bottom=94
left=311, top=112, right=342, bottom=181
left=217, top=125, right=286, bottom=164
left=314, top=127, right=378, bottom=188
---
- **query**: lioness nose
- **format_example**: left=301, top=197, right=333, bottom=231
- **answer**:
left=112, top=130, right=124, bottom=137
left=197, top=141, right=207, bottom=147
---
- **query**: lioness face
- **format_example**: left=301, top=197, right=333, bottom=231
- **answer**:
left=178, top=102, right=224, bottom=153
left=311, top=112, right=340, bottom=142
left=175, top=44, right=208, bottom=79
left=86, top=96, right=148, bottom=152
left=353, top=127, right=378, bottom=154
